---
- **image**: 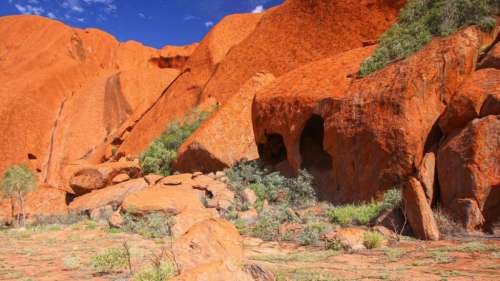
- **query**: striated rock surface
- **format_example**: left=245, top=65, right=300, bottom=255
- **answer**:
left=174, top=73, right=276, bottom=173
left=0, top=15, right=185, bottom=190
left=202, top=0, right=405, bottom=103
left=117, top=13, right=264, bottom=156
left=438, top=115, right=500, bottom=230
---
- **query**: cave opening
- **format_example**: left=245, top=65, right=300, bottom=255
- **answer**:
left=258, top=133, right=287, bottom=165
left=299, top=114, right=333, bottom=200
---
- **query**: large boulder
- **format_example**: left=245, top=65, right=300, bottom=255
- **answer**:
left=253, top=27, right=494, bottom=204
left=122, top=185, right=204, bottom=215
left=403, top=178, right=440, bottom=241
left=117, top=13, right=264, bottom=156
left=68, top=161, right=141, bottom=194
left=173, top=73, right=276, bottom=173
left=439, top=68, right=500, bottom=135
left=0, top=15, right=182, bottom=190
left=173, top=218, right=244, bottom=272
left=438, top=115, right=500, bottom=230
left=68, top=178, right=148, bottom=213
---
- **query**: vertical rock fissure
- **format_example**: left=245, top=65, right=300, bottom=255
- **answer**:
left=43, top=98, right=67, bottom=183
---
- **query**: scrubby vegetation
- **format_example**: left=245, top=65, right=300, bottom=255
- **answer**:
left=140, top=107, right=215, bottom=176
left=360, top=0, right=499, bottom=77
left=327, top=189, right=402, bottom=226
left=91, top=247, right=129, bottom=273
left=363, top=231, right=384, bottom=249
left=122, top=212, right=173, bottom=239
left=0, top=165, right=37, bottom=226
left=133, top=261, right=176, bottom=281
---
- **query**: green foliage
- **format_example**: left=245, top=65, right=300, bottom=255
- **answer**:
left=363, top=231, right=384, bottom=249
left=133, top=262, right=176, bottom=281
left=253, top=209, right=283, bottom=241
left=1, top=165, right=37, bottom=226
left=122, top=212, right=173, bottom=239
left=298, top=223, right=326, bottom=246
left=0, top=165, right=36, bottom=198
left=327, top=189, right=402, bottom=226
left=140, top=107, right=213, bottom=176
left=225, top=161, right=316, bottom=209
left=91, top=248, right=128, bottom=273
left=360, top=0, right=499, bottom=77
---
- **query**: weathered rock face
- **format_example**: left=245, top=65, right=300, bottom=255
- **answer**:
left=438, top=115, right=500, bottom=230
left=403, top=178, right=440, bottom=241
left=439, top=69, right=500, bottom=135
left=254, top=27, right=490, bottom=204
left=0, top=15, right=185, bottom=190
left=477, top=41, right=500, bottom=69
left=173, top=218, right=243, bottom=272
left=173, top=73, right=276, bottom=173
left=202, top=0, right=405, bottom=103
left=170, top=260, right=254, bottom=281
left=117, top=13, right=264, bottom=156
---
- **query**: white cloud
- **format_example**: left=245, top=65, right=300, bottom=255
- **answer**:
left=14, top=4, right=45, bottom=16
left=184, top=15, right=200, bottom=21
left=47, top=12, right=56, bottom=19
left=204, top=21, right=214, bottom=28
left=62, top=0, right=84, bottom=13
left=138, top=12, right=145, bottom=19
left=251, top=5, right=264, bottom=13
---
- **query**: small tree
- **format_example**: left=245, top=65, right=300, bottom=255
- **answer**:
left=0, top=165, right=37, bottom=226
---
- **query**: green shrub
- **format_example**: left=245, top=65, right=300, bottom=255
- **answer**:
left=327, top=203, right=380, bottom=226
left=91, top=248, right=128, bottom=273
left=0, top=165, right=37, bottom=226
left=140, top=107, right=214, bottom=176
left=360, top=0, right=499, bottom=77
left=133, top=262, right=176, bottom=281
left=286, top=170, right=317, bottom=208
left=253, top=209, right=283, bottom=241
left=122, top=212, right=173, bottom=239
left=327, top=189, right=402, bottom=226
left=363, top=231, right=384, bottom=249
left=298, top=223, right=326, bottom=246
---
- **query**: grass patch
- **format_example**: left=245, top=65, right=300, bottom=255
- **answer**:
left=327, top=189, right=401, bottom=226
left=363, top=231, right=384, bottom=249
left=273, top=268, right=338, bottom=281
left=91, top=247, right=129, bottom=274
left=384, top=248, right=407, bottom=262
left=359, top=0, right=499, bottom=77
left=140, top=107, right=215, bottom=176
left=63, top=255, right=80, bottom=270
left=133, top=261, right=176, bottom=281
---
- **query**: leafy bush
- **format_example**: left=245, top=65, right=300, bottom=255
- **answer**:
left=0, top=165, right=37, bottom=226
left=363, top=231, right=384, bottom=249
left=298, top=223, right=326, bottom=246
left=140, top=107, right=214, bottom=176
left=327, top=189, right=402, bottom=226
left=91, top=248, right=128, bottom=273
left=360, top=0, right=499, bottom=77
left=133, top=262, right=176, bottom=281
left=122, top=212, right=173, bottom=239
left=253, top=209, right=283, bottom=241
left=225, top=161, right=316, bottom=209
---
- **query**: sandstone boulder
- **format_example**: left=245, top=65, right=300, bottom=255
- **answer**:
left=439, top=69, right=500, bottom=135
left=170, top=260, right=253, bottom=281
left=173, top=218, right=243, bottom=272
left=438, top=115, right=500, bottom=230
left=69, top=161, right=141, bottom=194
left=171, top=208, right=220, bottom=238
left=68, top=178, right=148, bottom=213
left=417, top=152, right=437, bottom=204
left=122, top=186, right=204, bottom=215
left=478, top=41, right=500, bottom=69
left=173, top=73, right=276, bottom=173
left=403, top=178, right=440, bottom=241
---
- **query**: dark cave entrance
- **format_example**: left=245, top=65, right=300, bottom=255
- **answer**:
left=299, top=114, right=333, bottom=200
left=258, top=133, right=287, bottom=165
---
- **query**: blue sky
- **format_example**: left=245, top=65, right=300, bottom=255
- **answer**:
left=0, top=0, right=283, bottom=48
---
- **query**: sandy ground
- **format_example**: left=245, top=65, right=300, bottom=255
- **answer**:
left=0, top=222, right=499, bottom=281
